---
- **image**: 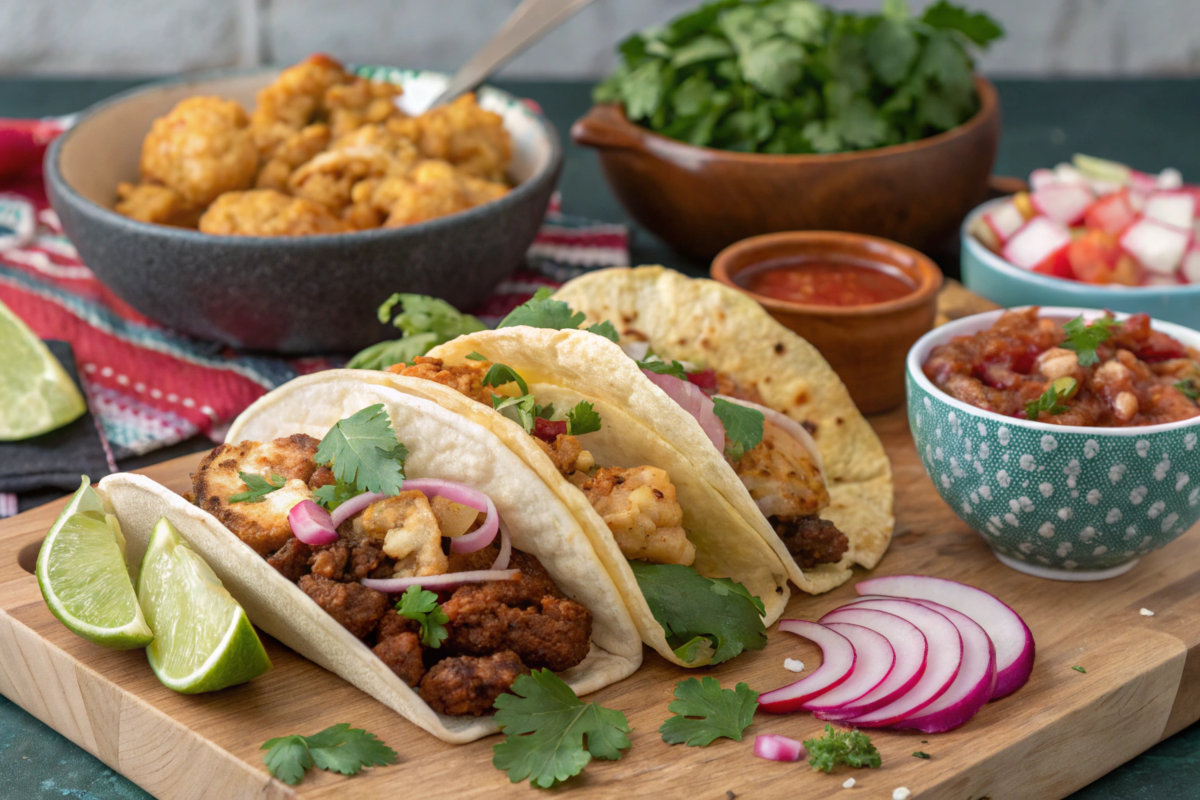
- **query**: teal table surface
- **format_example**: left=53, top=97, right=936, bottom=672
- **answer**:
left=4, top=76, right=1200, bottom=800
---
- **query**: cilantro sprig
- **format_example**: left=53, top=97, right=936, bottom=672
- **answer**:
left=636, top=356, right=689, bottom=380
left=497, top=287, right=620, bottom=342
left=482, top=362, right=529, bottom=395
left=1062, top=315, right=1121, bottom=367
left=346, top=294, right=485, bottom=369
left=803, top=724, right=882, bottom=773
left=1176, top=379, right=1199, bottom=402
left=493, top=669, right=632, bottom=788
left=659, top=677, right=758, bottom=747
left=629, top=561, right=767, bottom=665
left=262, top=724, right=396, bottom=785
left=713, top=398, right=764, bottom=460
left=229, top=472, right=285, bottom=504
left=1025, top=382, right=1071, bottom=421
left=314, top=404, right=408, bottom=496
left=313, top=480, right=357, bottom=510
left=566, top=400, right=603, bottom=435
left=396, top=586, right=449, bottom=648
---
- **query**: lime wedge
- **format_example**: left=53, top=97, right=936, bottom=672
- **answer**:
left=137, top=518, right=271, bottom=693
left=36, top=477, right=154, bottom=649
left=0, top=298, right=87, bottom=441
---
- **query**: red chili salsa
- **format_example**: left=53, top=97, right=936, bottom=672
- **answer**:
left=923, top=308, right=1200, bottom=427
left=739, top=257, right=916, bottom=307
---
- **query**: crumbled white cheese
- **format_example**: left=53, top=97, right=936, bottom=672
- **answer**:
left=843, top=777, right=856, bottom=789
left=784, top=658, right=806, bottom=673
left=1140, top=608, right=1155, bottom=617
left=893, top=789, right=912, bottom=800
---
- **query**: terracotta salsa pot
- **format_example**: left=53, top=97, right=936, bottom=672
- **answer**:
left=574, top=77, right=1001, bottom=261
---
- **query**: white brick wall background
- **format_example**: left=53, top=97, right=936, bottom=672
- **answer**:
left=1, top=0, right=1198, bottom=78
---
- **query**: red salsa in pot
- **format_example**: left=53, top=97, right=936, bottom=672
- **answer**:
left=922, top=308, right=1200, bottom=427
left=739, top=257, right=916, bottom=307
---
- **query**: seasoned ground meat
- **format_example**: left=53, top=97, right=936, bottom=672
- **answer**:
left=773, top=516, right=850, bottom=569
left=266, top=536, right=311, bottom=582
left=373, top=631, right=425, bottom=686
left=418, top=651, right=529, bottom=716
left=388, top=356, right=494, bottom=405
left=309, top=543, right=349, bottom=579
left=298, top=574, right=388, bottom=638
left=375, top=609, right=419, bottom=641
left=308, top=465, right=336, bottom=490
left=348, top=539, right=394, bottom=580
left=533, top=434, right=593, bottom=478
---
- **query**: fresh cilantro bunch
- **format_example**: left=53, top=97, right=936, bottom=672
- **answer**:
left=803, top=724, right=882, bottom=772
left=659, top=677, right=759, bottom=746
left=493, top=669, right=632, bottom=788
left=594, top=0, right=1002, bottom=154
left=262, top=724, right=396, bottom=785
left=397, top=586, right=449, bottom=647
left=629, top=561, right=767, bottom=665
left=346, top=293, right=485, bottom=370
left=313, top=404, right=408, bottom=498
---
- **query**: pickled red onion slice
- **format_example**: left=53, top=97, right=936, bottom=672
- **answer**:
left=288, top=500, right=339, bottom=546
left=326, top=479, right=500, bottom=555
left=361, top=569, right=519, bottom=593
left=641, top=369, right=724, bottom=452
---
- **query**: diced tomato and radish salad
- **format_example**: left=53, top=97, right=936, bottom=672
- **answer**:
left=760, top=575, right=1034, bottom=734
left=971, top=154, right=1200, bottom=287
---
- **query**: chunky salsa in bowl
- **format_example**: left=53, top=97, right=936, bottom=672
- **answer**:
left=906, top=307, right=1200, bottom=580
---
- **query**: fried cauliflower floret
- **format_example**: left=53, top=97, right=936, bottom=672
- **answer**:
left=731, top=420, right=829, bottom=520
left=191, top=434, right=320, bottom=556
left=138, top=96, right=258, bottom=208
left=380, top=159, right=475, bottom=227
left=388, top=356, right=494, bottom=404
left=324, top=77, right=406, bottom=139
left=113, top=182, right=201, bottom=228
left=288, top=146, right=401, bottom=213
left=198, top=189, right=350, bottom=236
left=362, top=491, right=449, bottom=577
left=250, top=54, right=351, bottom=158
left=255, top=123, right=332, bottom=192
left=578, top=466, right=694, bottom=566
left=414, top=94, right=512, bottom=182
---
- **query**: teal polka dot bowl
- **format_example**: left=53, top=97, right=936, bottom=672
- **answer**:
left=907, top=307, right=1200, bottom=581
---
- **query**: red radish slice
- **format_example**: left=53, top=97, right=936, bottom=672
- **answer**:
left=754, top=734, right=806, bottom=762
left=1182, top=247, right=1200, bottom=284
left=1029, top=168, right=1058, bottom=191
left=758, top=621, right=855, bottom=713
left=1003, top=218, right=1072, bottom=270
left=803, top=623, right=895, bottom=714
left=824, top=599, right=962, bottom=728
left=1031, top=184, right=1094, bottom=225
left=1145, top=191, right=1196, bottom=229
left=982, top=200, right=1026, bottom=244
left=855, top=574, right=1035, bottom=699
left=811, top=608, right=926, bottom=719
left=1121, top=217, right=1191, bottom=275
left=1084, top=190, right=1137, bottom=235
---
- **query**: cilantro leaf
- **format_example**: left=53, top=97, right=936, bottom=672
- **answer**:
left=482, top=363, right=529, bottom=395
left=1176, top=379, right=1200, bottom=401
left=498, top=287, right=586, bottom=331
left=922, top=0, right=1004, bottom=46
left=396, top=586, right=449, bottom=648
left=229, top=472, right=285, bottom=504
left=585, top=320, right=620, bottom=343
left=865, top=17, right=919, bottom=86
left=636, top=357, right=689, bottom=380
left=493, top=669, right=632, bottom=788
left=708, top=576, right=767, bottom=616
left=1025, top=383, right=1071, bottom=421
left=492, top=393, right=540, bottom=433
left=1062, top=316, right=1121, bottom=367
left=537, top=402, right=557, bottom=420
left=465, top=351, right=488, bottom=361
left=312, top=479, right=358, bottom=511
left=629, top=561, right=767, bottom=665
left=261, top=725, right=395, bottom=786
left=712, top=398, right=764, bottom=460
left=314, top=405, right=407, bottom=496
left=566, top=401, right=602, bottom=436
left=803, top=724, right=882, bottom=773
left=659, top=677, right=758, bottom=747
left=347, top=294, right=484, bottom=369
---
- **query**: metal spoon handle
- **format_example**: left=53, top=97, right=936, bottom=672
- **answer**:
left=429, top=0, right=596, bottom=108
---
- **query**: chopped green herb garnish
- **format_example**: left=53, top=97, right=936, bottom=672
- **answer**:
left=585, top=320, right=621, bottom=342
left=228, top=472, right=285, bottom=504
left=497, top=287, right=586, bottom=331
left=659, top=677, right=758, bottom=747
left=492, top=393, right=542, bottom=433
left=312, top=479, right=357, bottom=511
left=1176, top=380, right=1200, bottom=401
left=1072, top=665, right=1087, bottom=673
left=493, top=669, right=631, bottom=788
left=566, top=400, right=603, bottom=435
left=396, top=586, right=449, bottom=648
left=803, top=724, right=882, bottom=773
left=537, top=402, right=557, bottom=420
left=1025, top=383, right=1071, bottom=421
left=313, top=404, right=408, bottom=496
left=262, top=724, right=396, bottom=785
left=465, top=351, right=488, bottom=361
left=913, top=750, right=931, bottom=759
left=636, top=356, right=689, bottom=380
left=1062, top=315, right=1121, bottom=367
left=346, top=294, right=484, bottom=369
left=482, top=363, right=529, bottom=395
left=712, top=397, right=764, bottom=460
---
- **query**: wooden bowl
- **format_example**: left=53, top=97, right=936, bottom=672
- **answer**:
left=573, top=77, right=1000, bottom=261
left=711, top=231, right=943, bottom=414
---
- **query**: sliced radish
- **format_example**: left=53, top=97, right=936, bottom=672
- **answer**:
left=803, top=623, right=895, bottom=714
left=982, top=200, right=1026, bottom=244
left=758, top=620, right=856, bottom=713
left=855, top=574, right=1035, bottom=699
left=1182, top=247, right=1200, bottom=284
left=1031, top=183, right=1094, bottom=225
left=892, top=600, right=996, bottom=733
left=1029, top=168, right=1058, bottom=191
left=811, top=608, right=926, bottom=719
left=1054, top=163, right=1090, bottom=186
left=823, top=600, right=962, bottom=728
left=754, top=734, right=805, bottom=762
left=1003, top=218, right=1072, bottom=270
left=1120, top=217, right=1191, bottom=275
left=1158, top=167, right=1184, bottom=190
left=1131, top=170, right=1160, bottom=195
left=1084, top=190, right=1137, bottom=235
left=1145, top=191, right=1196, bottom=229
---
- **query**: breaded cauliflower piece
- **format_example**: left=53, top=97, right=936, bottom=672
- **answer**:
left=362, top=491, right=449, bottom=577
left=413, top=93, right=512, bottom=182
left=255, top=123, right=332, bottom=192
left=577, top=466, right=695, bottom=566
left=113, top=182, right=201, bottom=228
left=250, top=53, right=351, bottom=159
left=324, top=77, right=406, bottom=139
left=198, top=189, right=350, bottom=236
left=288, top=145, right=402, bottom=213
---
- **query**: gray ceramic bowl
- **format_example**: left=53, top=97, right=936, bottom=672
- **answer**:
left=45, top=67, right=562, bottom=354
left=908, top=307, right=1200, bottom=581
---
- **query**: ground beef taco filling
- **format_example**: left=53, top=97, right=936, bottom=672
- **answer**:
left=190, top=433, right=593, bottom=716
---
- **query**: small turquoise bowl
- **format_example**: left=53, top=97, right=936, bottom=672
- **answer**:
left=961, top=198, right=1200, bottom=331
left=907, top=307, right=1200, bottom=581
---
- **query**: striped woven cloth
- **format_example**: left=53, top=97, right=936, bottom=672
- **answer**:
left=0, top=151, right=628, bottom=517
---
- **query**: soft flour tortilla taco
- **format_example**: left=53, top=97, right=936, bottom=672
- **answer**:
left=97, top=376, right=642, bottom=744
left=551, top=266, right=894, bottom=594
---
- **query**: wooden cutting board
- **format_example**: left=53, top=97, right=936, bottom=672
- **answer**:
left=3, top=287, right=1199, bottom=800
